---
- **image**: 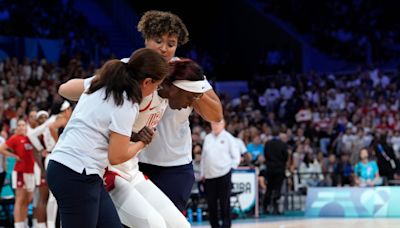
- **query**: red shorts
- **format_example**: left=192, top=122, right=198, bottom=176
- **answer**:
left=103, top=168, right=120, bottom=192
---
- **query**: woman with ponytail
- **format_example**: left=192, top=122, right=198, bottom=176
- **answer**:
left=59, top=58, right=207, bottom=228
left=46, top=48, right=168, bottom=228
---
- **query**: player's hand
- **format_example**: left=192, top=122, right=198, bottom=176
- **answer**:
left=136, top=126, right=155, bottom=145
left=14, top=155, right=21, bottom=161
left=130, top=132, right=140, bottom=142
left=41, top=149, right=48, bottom=158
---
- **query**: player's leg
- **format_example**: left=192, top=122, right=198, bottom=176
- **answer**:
left=134, top=176, right=191, bottom=228
left=46, top=190, right=58, bottom=228
left=109, top=175, right=167, bottom=228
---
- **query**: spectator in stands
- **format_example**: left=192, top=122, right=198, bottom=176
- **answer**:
left=350, top=128, right=367, bottom=166
left=280, top=80, right=295, bottom=101
left=335, top=153, right=354, bottom=186
left=192, top=143, right=203, bottom=195
left=299, top=152, right=324, bottom=187
left=322, top=153, right=337, bottom=186
left=354, top=148, right=382, bottom=187
left=247, top=135, right=264, bottom=161
left=390, top=130, right=400, bottom=158
left=373, top=134, right=399, bottom=182
left=263, top=81, right=280, bottom=112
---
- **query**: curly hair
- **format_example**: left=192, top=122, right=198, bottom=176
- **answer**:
left=137, top=10, right=189, bottom=46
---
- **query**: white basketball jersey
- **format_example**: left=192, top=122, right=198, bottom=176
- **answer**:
left=112, top=91, right=168, bottom=178
left=43, top=116, right=57, bottom=151
left=132, top=91, right=168, bottom=133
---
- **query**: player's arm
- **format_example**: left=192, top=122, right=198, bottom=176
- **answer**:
left=58, top=76, right=95, bottom=101
left=108, top=132, right=146, bottom=165
left=58, top=79, right=85, bottom=101
left=33, top=147, right=46, bottom=177
left=49, top=117, right=68, bottom=142
left=27, top=120, right=50, bottom=151
left=0, top=143, right=20, bottom=160
left=193, top=89, right=223, bottom=122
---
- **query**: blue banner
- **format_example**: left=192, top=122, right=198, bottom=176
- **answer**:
left=305, top=187, right=400, bottom=217
left=232, top=168, right=259, bottom=217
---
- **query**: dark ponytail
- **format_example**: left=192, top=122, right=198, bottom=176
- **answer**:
left=87, top=48, right=169, bottom=106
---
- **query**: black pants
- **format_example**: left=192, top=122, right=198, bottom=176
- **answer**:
left=47, top=161, right=122, bottom=228
left=0, top=171, right=6, bottom=194
left=204, top=171, right=232, bottom=228
left=264, top=170, right=285, bottom=212
left=138, top=162, right=195, bottom=211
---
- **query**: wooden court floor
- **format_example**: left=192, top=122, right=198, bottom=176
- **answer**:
left=194, top=218, right=400, bottom=228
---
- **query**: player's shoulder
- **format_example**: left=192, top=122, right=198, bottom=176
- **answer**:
left=8, top=134, right=19, bottom=140
left=139, top=91, right=166, bottom=112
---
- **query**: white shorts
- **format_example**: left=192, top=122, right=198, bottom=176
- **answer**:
left=108, top=172, right=190, bottom=228
left=12, top=171, right=35, bottom=192
left=34, top=162, right=42, bottom=186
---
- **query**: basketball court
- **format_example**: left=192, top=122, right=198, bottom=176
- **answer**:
left=193, top=217, right=400, bottom=228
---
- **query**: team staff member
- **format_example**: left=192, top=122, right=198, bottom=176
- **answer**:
left=201, top=120, right=241, bottom=228
left=59, top=59, right=205, bottom=228
left=46, top=48, right=168, bottom=228
left=264, top=127, right=288, bottom=215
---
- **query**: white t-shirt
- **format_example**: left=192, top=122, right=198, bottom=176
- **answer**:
left=236, top=137, right=247, bottom=155
left=132, top=91, right=168, bottom=133
left=200, top=130, right=241, bottom=179
left=49, top=79, right=138, bottom=177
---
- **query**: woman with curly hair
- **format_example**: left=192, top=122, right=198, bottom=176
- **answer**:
left=136, top=10, right=223, bottom=213
left=47, top=48, right=168, bottom=228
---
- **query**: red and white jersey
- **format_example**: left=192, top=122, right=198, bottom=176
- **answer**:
left=109, top=90, right=168, bottom=181
left=133, top=91, right=168, bottom=133
left=6, top=135, right=35, bottom=173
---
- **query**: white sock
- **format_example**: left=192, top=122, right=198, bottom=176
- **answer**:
left=14, top=222, right=25, bottom=228
left=33, top=218, right=38, bottom=227
left=37, top=222, right=47, bottom=228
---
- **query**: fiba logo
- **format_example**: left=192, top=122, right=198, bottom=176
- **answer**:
left=232, top=182, right=251, bottom=194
